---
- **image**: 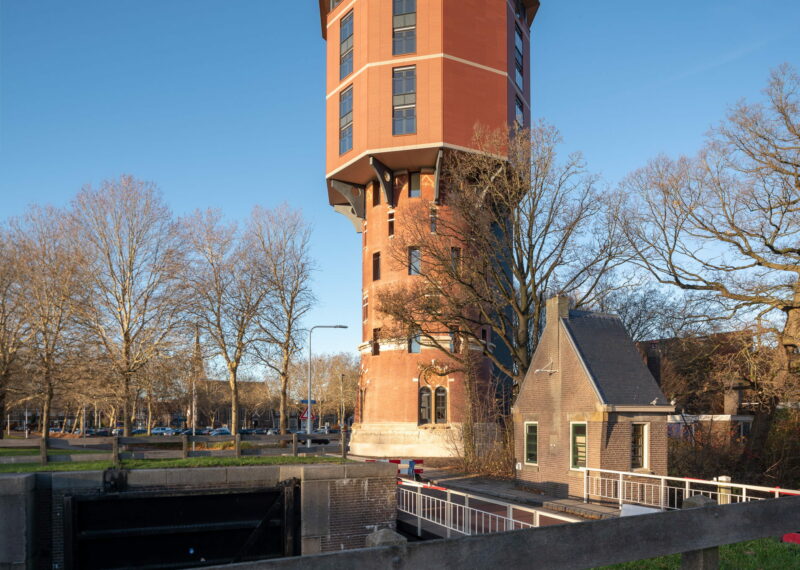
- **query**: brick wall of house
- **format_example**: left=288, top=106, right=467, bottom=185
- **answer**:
left=513, top=298, right=670, bottom=498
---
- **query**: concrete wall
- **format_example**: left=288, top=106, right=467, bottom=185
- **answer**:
left=0, top=475, right=35, bottom=570
left=0, top=462, right=397, bottom=569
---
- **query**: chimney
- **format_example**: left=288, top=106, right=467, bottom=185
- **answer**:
left=546, top=295, right=570, bottom=326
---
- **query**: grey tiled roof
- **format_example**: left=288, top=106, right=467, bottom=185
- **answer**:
left=562, top=310, right=669, bottom=406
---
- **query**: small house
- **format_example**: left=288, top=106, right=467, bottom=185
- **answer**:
left=512, top=296, right=674, bottom=498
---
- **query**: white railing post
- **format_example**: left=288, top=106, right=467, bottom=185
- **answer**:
left=742, top=488, right=747, bottom=503
left=506, top=505, right=513, bottom=531
left=416, top=486, right=423, bottom=537
left=583, top=469, right=588, bottom=503
left=446, top=490, right=451, bottom=538
left=534, top=510, right=540, bottom=527
left=618, top=473, right=624, bottom=507
left=774, top=489, right=780, bottom=499
left=464, top=494, right=470, bottom=535
left=684, top=479, right=691, bottom=505
left=660, top=477, right=666, bottom=511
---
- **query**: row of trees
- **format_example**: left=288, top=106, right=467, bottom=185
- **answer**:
left=376, top=65, right=800, bottom=478
left=0, top=177, right=342, bottom=439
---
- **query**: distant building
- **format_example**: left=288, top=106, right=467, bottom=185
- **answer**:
left=638, top=334, right=755, bottom=443
left=318, top=0, right=540, bottom=457
left=512, top=296, right=673, bottom=498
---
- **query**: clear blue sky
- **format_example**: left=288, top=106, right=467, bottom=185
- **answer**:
left=1, top=1, right=798, bottom=354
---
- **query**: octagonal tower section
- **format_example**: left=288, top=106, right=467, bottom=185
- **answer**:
left=319, top=0, right=538, bottom=457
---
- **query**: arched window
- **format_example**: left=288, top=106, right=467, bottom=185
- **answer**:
left=435, top=387, right=447, bottom=424
left=419, top=387, right=431, bottom=425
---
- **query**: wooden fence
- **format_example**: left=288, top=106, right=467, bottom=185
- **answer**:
left=0, top=431, right=348, bottom=465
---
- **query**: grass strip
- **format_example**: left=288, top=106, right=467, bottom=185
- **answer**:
left=599, top=538, right=799, bottom=569
left=0, top=454, right=349, bottom=473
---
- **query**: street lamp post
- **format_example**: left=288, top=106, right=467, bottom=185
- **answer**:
left=307, top=325, right=347, bottom=448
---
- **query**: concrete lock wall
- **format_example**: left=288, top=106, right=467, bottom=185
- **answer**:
left=0, top=474, right=35, bottom=570
left=0, top=462, right=397, bottom=569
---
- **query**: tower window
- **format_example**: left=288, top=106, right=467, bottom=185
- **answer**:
left=392, top=0, right=416, bottom=55
left=408, top=172, right=421, bottom=197
left=514, top=25, right=524, bottom=90
left=515, top=96, right=524, bottom=128
left=339, top=86, right=353, bottom=154
left=450, top=247, right=462, bottom=275
left=330, top=0, right=344, bottom=9
left=362, top=295, right=368, bottom=322
left=388, top=211, right=395, bottom=236
left=434, top=387, right=447, bottom=424
left=449, top=330, right=461, bottom=353
left=340, top=11, right=354, bottom=80
left=408, top=246, right=421, bottom=275
left=372, top=183, right=381, bottom=207
left=419, top=387, right=431, bottom=425
left=372, top=328, right=381, bottom=355
left=372, top=251, right=381, bottom=280
left=408, top=331, right=421, bottom=353
left=429, top=207, right=437, bottom=233
left=393, top=67, right=416, bottom=135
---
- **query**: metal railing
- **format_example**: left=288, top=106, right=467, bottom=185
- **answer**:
left=582, top=467, right=800, bottom=511
left=397, top=480, right=575, bottom=538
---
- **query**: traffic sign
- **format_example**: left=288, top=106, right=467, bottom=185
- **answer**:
left=299, top=407, right=318, bottom=421
left=300, top=400, right=317, bottom=404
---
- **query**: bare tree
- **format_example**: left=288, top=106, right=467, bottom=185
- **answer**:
left=249, top=205, right=315, bottom=435
left=619, top=65, right=800, bottom=463
left=378, top=122, right=626, bottom=388
left=182, top=209, right=269, bottom=433
left=13, top=206, right=82, bottom=441
left=70, top=176, right=186, bottom=436
left=0, top=227, right=27, bottom=438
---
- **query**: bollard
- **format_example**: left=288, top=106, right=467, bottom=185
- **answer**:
left=716, top=476, right=731, bottom=506
left=181, top=434, right=189, bottom=459
left=681, top=495, right=719, bottom=569
left=341, top=427, right=347, bottom=460
left=39, top=437, right=48, bottom=464
left=292, top=433, right=298, bottom=456
left=235, top=434, right=241, bottom=458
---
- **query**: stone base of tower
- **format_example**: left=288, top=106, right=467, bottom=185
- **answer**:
left=349, top=422, right=462, bottom=458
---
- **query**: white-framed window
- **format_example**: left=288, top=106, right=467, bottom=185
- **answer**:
left=570, top=422, right=587, bottom=470
left=524, top=422, right=538, bottom=465
left=514, top=25, right=524, bottom=90
left=515, top=96, right=524, bottom=128
left=631, top=422, right=649, bottom=470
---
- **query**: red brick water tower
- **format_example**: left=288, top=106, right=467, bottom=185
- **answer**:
left=318, top=0, right=538, bottom=456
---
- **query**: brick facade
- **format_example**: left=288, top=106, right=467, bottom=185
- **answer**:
left=512, top=297, right=671, bottom=498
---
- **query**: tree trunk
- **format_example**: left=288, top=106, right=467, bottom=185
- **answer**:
left=0, top=385, right=5, bottom=440
left=146, top=397, right=153, bottom=435
left=228, top=366, right=239, bottom=433
left=122, top=372, right=132, bottom=437
left=279, top=350, right=289, bottom=434
left=42, top=384, right=53, bottom=444
left=109, top=406, right=116, bottom=432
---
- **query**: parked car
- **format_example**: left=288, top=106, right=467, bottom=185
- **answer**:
left=210, top=427, right=232, bottom=437
left=294, top=431, right=330, bottom=445
left=131, top=429, right=147, bottom=435
left=151, top=427, right=176, bottom=436
left=238, top=428, right=255, bottom=435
